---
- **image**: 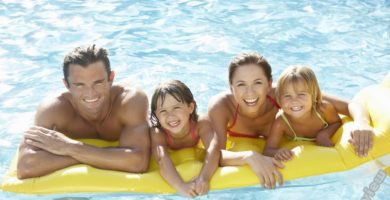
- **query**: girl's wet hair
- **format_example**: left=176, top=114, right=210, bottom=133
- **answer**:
left=150, top=80, right=198, bottom=128
left=229, top=52, right=272, bottom=84
left=275, top=65, right=322, bottom=109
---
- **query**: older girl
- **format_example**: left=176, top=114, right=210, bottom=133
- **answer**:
left=264, top=65, right=341, bottom=161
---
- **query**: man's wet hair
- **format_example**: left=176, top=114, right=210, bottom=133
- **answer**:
left=63, top=44, right=111, bottom=85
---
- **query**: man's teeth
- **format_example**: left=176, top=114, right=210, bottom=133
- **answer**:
left=84, top=98, right=99, bottom=103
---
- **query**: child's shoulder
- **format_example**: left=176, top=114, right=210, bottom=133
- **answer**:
left=319, top=99, right=337, bottom=111
left=195, top=114, right=213, bottom=127
left=150, top=126, right=163, bottom=135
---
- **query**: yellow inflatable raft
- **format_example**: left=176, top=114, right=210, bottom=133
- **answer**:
left=2, top=74, right=390, bottom=194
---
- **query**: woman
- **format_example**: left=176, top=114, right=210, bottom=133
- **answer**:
left=208, top=52, right=374, bottom=189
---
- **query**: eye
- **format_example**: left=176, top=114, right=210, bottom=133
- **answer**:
left=95, top=80, right=105, bottom=86
left=236, top=83, right=245, bottom=87
left=298, top=93, right=306, bottom=97
left=174, top=106, right=181, bottom=110
left=73, top=83, right=84, bottom=88
left=283, top=94, right=292, bottom=99
left=159, top=110, right=167, bottom=114
left=255, top=81, right=263, bottom=85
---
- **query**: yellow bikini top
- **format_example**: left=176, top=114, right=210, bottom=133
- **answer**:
left=280, top=107, right=328, bottom=142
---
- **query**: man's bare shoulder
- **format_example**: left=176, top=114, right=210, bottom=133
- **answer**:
left=35, top=92, right=75, bottom=126
left=112, top=85, right=148, bottom=122
left=113, top=85, right=148, bottom=108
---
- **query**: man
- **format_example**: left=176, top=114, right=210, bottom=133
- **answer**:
left=17, top=44, right=150, bottom=179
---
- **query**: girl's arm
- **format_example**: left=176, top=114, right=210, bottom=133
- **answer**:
left=316, top=101, right=342, bottom=147
left=150, top=128, right=197, bottom=197
left=263, top=117, right=293, bottom=161
left=194, top=117, right=220, bottom=195
left=322, top=93, right=350, bottom=116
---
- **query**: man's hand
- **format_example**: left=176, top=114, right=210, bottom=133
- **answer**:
left=245, top=152, right=284, bottom=189
left=348, top=122, right=374, bottom=157
left=24, top=126, right=80, bottom=156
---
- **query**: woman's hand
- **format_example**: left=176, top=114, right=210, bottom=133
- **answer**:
left=245, top=151, right=284, bottom=189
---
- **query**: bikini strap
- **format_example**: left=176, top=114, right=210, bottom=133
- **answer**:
left=164, top=129, right=174, bottom=146
left=267, top=95, right=281, bottom=109
left=314, top=106, right=329, bottom=128
left=280, top=111, right=299, bottom=141
left=227, top=104, right=240, bottom=130
left=189, top=120, right=198, bottom=141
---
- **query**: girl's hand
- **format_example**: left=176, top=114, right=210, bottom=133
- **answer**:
left=245, top=152, right=284, bottom=189
left=176, top=182, right=197, bottom=198
left=193, top=176, right=210, bottom=196
left=275, top=148, right=294, bottom=161
left=316, top=132, right=334, bottom=147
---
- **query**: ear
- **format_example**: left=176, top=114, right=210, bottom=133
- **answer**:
left=63, top=78, right=70, bottom=90
left=189, top=102, right=195, bottom=114
left=109, top=70, right=115, bottom=84
left=267, top=79, right=273, bottom=92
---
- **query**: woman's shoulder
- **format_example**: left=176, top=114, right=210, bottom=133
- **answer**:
left=208, top=91, right=234, bottom=110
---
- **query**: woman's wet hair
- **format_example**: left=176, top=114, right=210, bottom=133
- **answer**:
left=275, top=65, right=322, bottom=109
left=229, top=52, right=272, bottom=84
left=150, top=80, right=198, bottom=128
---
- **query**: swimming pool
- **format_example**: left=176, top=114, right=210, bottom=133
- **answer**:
left=0, top=0, right=389, bottom=199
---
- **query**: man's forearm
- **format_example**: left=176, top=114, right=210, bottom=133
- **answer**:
left=17, top=146, right=79, bottom=179
left=66, top=143, right=149, bottom=173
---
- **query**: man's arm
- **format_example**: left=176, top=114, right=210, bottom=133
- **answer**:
left=17, top=97, right=81, bottom=179
left=20, top=89, right=150, bottom=178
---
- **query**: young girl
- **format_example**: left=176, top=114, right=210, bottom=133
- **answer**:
left=150, top=80, right=220, bottom=197
left=264, top=65, right=342, bottom=161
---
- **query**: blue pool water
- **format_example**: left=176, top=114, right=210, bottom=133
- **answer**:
left=0, top=0, right=389, bottom=199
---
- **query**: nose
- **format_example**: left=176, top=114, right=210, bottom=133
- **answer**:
left=84, top=86, right=98, bottom=97
left=246, top=85, right=255, bottom=94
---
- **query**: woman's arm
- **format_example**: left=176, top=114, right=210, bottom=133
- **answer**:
left=208, top=94, right=284, bottom=188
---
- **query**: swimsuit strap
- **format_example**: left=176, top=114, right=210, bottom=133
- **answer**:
left=280, top=112, right=300, bottom=141
left=314, top=106, right=329, bottom=128
left=164, top=129, right=174, bottom=146
left=227, top=104, right=240, bottom=130
left=267, top=95, right=281, bottom=109
left=164, top=120, right=198, bottom=147
left=189, top=120, right=200, bottom=146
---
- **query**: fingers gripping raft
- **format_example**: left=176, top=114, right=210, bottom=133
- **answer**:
left=2, top=75, right=390, bottom=194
